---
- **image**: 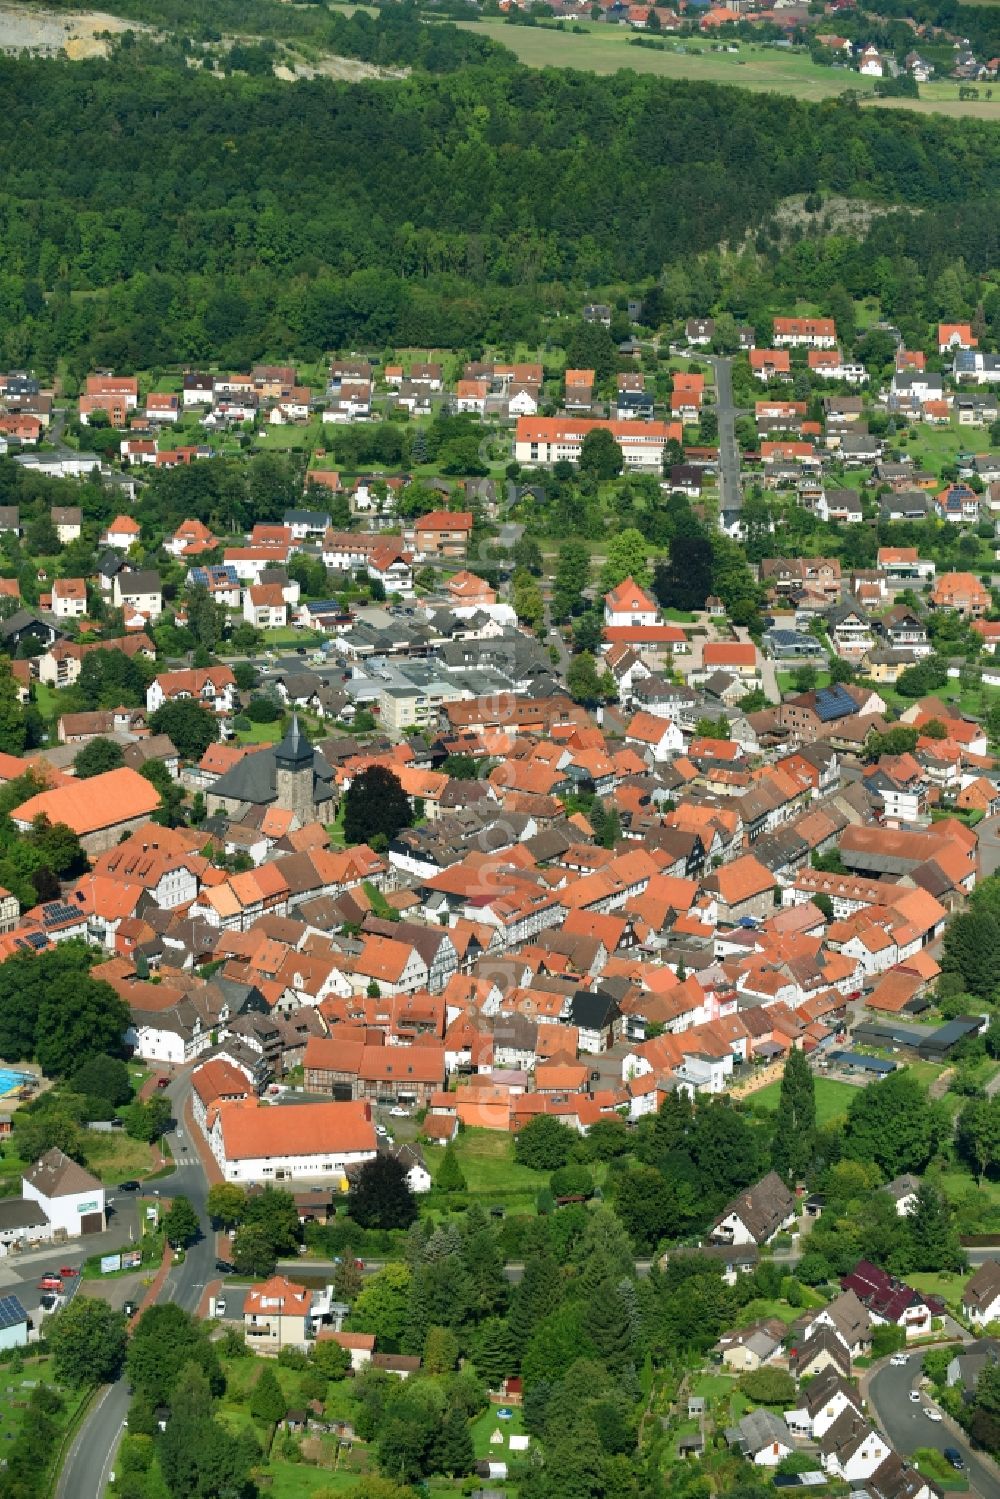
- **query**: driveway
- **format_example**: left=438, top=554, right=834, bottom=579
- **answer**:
left=867, top=1351, right=999, bottom=1498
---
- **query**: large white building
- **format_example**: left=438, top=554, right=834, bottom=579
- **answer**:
left=514, top=417, right=681, bottom=473
left=206, top=1097, right=377, bottom=1185
left=22, top=1150, right=105, bottom=1237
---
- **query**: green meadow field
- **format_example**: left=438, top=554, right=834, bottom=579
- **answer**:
left=457, top=20, right=1000, bottom=118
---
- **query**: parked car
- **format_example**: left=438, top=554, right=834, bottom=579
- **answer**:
left=944, top=1448, right=964, bottom=1470
left=389, top=1106, right=408, bottom=1117
left=923, top=1407, right=942, bottom=1422
left=118, top=1180, right=141, bottom=1192
left=37, top=1276, right=62, bottom=1291
left=156, top=1077, right=170, bottom=1089
left=38, top=1293, right=56, bottom=1310
left=123, top=1301, right=138, bottom=1317
left=215, top=1260, right=234, bottom=1274
left=58, top=1266, right=78, bottom=1277
left=908, top=1390, right=920, bottom=1403
left=375, top=1124, right=388, bottom=1137
left=215, top=1299, right=226, bottom=1317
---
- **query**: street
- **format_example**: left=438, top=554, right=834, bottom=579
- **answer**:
left=977, top=814, right=1000, bottom=881
left=708, top=355, right=742, bottom=515
left=56, top=1071, right=214, bottom=1499
left=868, top=1353, right=1000, bottom=1498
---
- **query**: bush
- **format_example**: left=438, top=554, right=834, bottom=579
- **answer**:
left=514, top=1114, right=573, bottom=1171
left=245, top=695, right=283, bottom=723
left=872, top=1324, right=906, bottom=1358
left=277, top=1346, right=309, bottom=1370
left=738, top=1368, right=796, bottom=1405
left=550, top=1163, right=593, bottom=1198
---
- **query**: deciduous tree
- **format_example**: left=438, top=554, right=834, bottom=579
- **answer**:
left=49, top=1298, right=127, bottom=1386
left=343, top=765, right=413, bottom=848
left=349, top=1154, right=418, bottom=1230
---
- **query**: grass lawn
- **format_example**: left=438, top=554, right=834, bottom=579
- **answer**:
left=739, top=1293, right=821, bottom=1325
left=937, top=1169, right=1000, bottom=1210
left=902, top=1061, right=946, bottom=1091
left=327, top=802, right=347, bottom=848
left=0, top=1355, right=85, bottom=1458
left=425, top=1128, right=545, bottom=1205
left=33, top=682, right=62, bottom=721
left=907, top=1271, right=967, bottom=1308
left=236, top=719, right=284, bottom=744
left=750, top=1076, right=857, bottom=1126
left=471, top=1402, right=525, bottom=1460
left=258, top=627, right=327, bottom=649
left=690, top=1372, right=738, bottom=1401
left=255, top=420, right=324, bottom=452
left=265, top=1468, right=360, bottom=1497
left=81, top=1130, right=160, bottom=1185
left=455, top=19, right=1000, bottom=117
left=776, top=669, right=831, bottom=694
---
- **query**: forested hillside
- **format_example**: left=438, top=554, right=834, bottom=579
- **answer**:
left=0, top=22, right=996, bottom=370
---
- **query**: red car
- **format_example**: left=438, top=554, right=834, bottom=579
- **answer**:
left=58, top=1266, right=78, bottom=1278
left=37, top=1275, right=62, bottom=1291
left=156, top=1077, right=170, bottom=1089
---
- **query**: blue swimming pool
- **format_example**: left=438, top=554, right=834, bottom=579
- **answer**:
left=0, top=1067, right=32, bottom=1097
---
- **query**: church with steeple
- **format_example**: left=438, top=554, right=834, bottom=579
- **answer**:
left=205, top=714, right=336, bottom=827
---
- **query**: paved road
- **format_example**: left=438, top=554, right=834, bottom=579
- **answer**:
left=708, top=355, right=742, bottom=516
left=868, top=1352, right=999, bottom=1498
left=977, top=815, right=1000, bottom=881
left=57, top=1073, right=214, bottom=1499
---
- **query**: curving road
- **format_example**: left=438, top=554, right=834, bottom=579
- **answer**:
left=868, top=1352, right=1000, bottom=1499
left=57, top=1072, right=214, bottom=1499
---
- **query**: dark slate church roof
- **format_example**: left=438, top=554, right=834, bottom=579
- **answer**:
left=210, top=715, right=333, bottom=808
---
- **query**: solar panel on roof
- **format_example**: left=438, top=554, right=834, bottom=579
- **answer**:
left=814, top=684, right=857, bottom=723
left=42, top=903, right=81, bottom=927
left=0, top=1295, right=26, bottom=1330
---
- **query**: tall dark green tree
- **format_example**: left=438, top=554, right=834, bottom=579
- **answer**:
left=907, top=1182, right=965, bottom=1273
left=343, top=765, right=413, bottom=848
left=771, top=1049, right=817, bottom=1183
left=435, top=1142, right=467, bottom=1193
left=250, top=1365, right=287, bottom=1425
left=348, top=1153, right=418, bottom=1230
left=433, top=1401, right=475, bottom=1477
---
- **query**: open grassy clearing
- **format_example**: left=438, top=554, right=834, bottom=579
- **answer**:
left=456, top=19, right=1000, bottom=117
left=424, top=1126, right=547, bottom=1204
left=748, top=1076, right=858, bottom=1126
left=0, top=1354, right=88, bottom=1463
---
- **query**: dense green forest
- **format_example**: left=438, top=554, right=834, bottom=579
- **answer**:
left=0, top=19, right=997, bottom=371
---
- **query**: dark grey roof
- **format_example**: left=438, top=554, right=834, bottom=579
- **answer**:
left=0, top=1198, right=48, bottom=1232
left=0, top=609, right=58, bottom=641
left=276, top=713, right=313, bottom=770
left=210, top=738, right=333, bottom=808
left=117, top=569, right=161, bottom=593
left=568, top=989, right=621, bottom=1030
